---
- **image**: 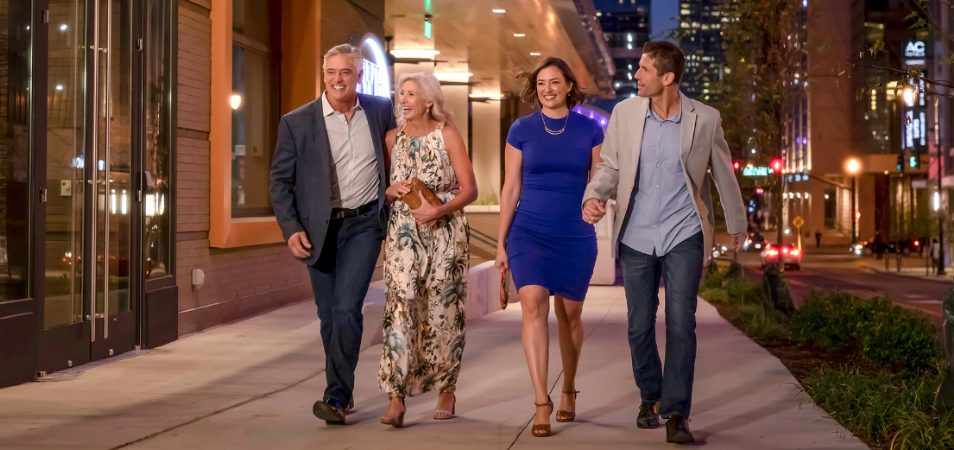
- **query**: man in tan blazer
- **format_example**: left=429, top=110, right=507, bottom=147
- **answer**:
left=582, top=41, right=746, bottom=444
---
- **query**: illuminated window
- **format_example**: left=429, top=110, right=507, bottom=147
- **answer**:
left=231, top=0, right=281, bottom=217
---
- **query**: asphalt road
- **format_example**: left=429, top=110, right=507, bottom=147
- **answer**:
left=732, top=249, right=952, bottom=328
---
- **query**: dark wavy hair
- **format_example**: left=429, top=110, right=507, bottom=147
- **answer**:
left=518, top=57, right=585, bottom=110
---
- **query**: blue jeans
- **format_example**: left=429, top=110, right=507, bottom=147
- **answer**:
left=619, top=232, right=704, bottom=418
left=307, top=208, right=383, bottom=406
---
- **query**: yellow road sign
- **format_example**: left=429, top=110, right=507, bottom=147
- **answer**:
left=792, top=216, right=805, bottom=229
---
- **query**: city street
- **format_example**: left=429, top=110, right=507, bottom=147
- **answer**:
left=728, top=244, right=952, bottom=328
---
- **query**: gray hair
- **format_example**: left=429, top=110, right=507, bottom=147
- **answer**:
left=323, top=43, right=363, bottom=72
left=396, top=72, right=455, bottom=131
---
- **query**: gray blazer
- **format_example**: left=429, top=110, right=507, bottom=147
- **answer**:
left=270, top=93, right=396, bottom=266
left=583, top=94, right=746, bottom=262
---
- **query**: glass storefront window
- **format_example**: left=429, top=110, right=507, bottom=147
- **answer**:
left=0, top=0, right=32, bottom=301
left=144, top=0, right=172, bottom=278
left=230, top=0, right=279, bottom=217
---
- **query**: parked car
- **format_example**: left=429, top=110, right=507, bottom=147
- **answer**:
left=742, top=232, right=767, bottom=252
left=760, top=243, right=801, bottom=270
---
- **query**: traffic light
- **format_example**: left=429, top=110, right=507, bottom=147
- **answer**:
left=909, top=153, right=920, bottom=169
left=897, top=153, right=904, bottom=172
left=770, top=158, right=783, bottom=174
left=733, top=161, right=741, bottom=172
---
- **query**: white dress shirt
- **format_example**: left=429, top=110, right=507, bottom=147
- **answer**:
left=322, top=92, right=379, bottom=209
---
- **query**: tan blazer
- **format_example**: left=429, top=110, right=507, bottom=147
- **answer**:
left=583, top=94, right=747, bottom=262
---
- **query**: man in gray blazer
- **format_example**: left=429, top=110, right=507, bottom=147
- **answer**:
left=582, top=41, right=746, bottom=444
left=270, top=43, right=395, bottom=425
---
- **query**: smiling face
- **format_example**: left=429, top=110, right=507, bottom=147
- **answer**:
left=323, top=53, right=361, bottom=105
left=535, top=65, right=572, bottom=111
left=398, top=79, right=430, bottom=122
left=635, top=53, right=671, bottom=98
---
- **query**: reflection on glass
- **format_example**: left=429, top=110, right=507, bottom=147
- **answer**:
left=0, top=0, right=32, bottom=301
left=145, top=0, right=172, bottom=278
left=231, top=0, right=278, bottom=217
left=45, top=0, right=87, bottom=328
left=96, top=0, right=132, bottom=316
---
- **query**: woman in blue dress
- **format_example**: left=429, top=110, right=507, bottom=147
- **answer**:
left=496, top=57, right=604, bottom=437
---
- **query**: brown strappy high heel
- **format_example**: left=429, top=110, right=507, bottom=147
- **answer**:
left=555, top=390, right=580, bottom=422
left=379, top=395, right=406, bottom=428
left=531, top=396, right=554, bottom=437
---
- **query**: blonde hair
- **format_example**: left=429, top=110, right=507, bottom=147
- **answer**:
left=323, top=43, right=363, bottom=72
left=395, top=72, right=454, bottom=131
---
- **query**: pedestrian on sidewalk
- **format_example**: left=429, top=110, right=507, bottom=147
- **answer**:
left=497, top=57, right=604, bottom=438
left=376, top=72, right=477, bottom=428
left=582, top=41, right=747, bottom=445
left=931, top=238, right=941, bottom=275
left=270, top=43, right=396, bottom=425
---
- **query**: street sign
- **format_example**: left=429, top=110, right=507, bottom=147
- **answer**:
left=792, top=216, right=805, bottom=228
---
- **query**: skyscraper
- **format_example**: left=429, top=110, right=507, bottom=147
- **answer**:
left=594, top=0, right=652, bottom=106
left=678, top=0, right=725, bottom=103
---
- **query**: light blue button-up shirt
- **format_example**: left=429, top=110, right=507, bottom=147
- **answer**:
left=620, top=103, right=702, bottom=256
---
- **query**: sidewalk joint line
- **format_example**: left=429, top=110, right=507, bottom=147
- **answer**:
left=508, top=294, right=622, bottom=448
left=109, top=369, right=325, bottom=449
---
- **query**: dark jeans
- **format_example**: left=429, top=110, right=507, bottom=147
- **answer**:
left=619, top=232, right=704, bottom=418
left=306, top=207, right=383, bottom=406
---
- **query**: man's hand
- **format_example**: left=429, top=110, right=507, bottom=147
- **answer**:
left=730, top=232, right=747, bottom=252
left=582, top=198, right=606, bottom=224
left=287, top=231, right=313, bottom=259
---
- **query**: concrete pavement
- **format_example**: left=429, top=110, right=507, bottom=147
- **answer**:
left=0, top=286, right=867, bottom=450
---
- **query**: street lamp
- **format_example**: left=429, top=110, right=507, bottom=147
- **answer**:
left=845, top=157, right=861, bottom=243
left=902, top=85, right=917, bottom=108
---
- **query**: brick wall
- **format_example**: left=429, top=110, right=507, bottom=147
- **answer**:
left=175, top=0, right=312, bottom=336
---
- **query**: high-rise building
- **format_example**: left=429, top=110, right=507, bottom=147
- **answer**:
left=594, top=0, right=652, bottom=105
left=678, top=0, right=726, bottom=103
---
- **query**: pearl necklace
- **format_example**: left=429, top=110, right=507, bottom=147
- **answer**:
left=541, top=112, right=569, bottom=136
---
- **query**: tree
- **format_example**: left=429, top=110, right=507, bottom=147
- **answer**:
left=718, top=0, right=808, bottom=244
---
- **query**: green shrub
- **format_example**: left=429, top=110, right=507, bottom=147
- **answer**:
left=805, top=365, right=954, bottom=449
left=791, top=292, right=939, bottom=372
left=860, top=305, right=939, bottom=372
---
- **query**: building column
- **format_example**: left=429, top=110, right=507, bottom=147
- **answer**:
left=471, top=100, right=501, bottom=203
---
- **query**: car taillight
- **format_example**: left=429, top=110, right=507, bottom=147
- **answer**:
left=792, top=249, right=800, bottom=256
left=767, top=250, right=778, bottom=256
left=782, top=247, right=790, bottom=255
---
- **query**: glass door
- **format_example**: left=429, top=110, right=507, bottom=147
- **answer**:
left=39, top=0, right=137, bottom=372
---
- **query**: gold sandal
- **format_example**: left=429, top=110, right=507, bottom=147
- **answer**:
left=433, top=388, right=456, bottom=420
left=555, top=390, right=579, bottom=422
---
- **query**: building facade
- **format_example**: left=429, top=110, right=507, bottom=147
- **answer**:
left=0, top=0, right=612, bottom=388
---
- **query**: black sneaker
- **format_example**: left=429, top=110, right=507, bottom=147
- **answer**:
left=665, top=415, right=695, bottom=444
left=636, top=400, right=660, bottom=429
left=313, top=399, right=347, bottom=425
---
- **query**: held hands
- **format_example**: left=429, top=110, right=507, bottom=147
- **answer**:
left=385, top=180, right=412, bottom=204
left=582, top=198, right=606, bottom=224
left=287, top=231, right=312, bottom=259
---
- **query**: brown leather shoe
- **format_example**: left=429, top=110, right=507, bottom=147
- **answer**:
left=665, top=415, right=695, bottom=444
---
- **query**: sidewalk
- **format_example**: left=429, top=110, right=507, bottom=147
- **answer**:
left=859, top=255, right=954, bottom=284
left=0, top=287, right=866, bottom=450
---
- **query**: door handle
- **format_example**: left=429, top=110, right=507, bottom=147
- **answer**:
left=89, top=0, right=100, bottom=344
left=102, top=0, right=113, bottom=340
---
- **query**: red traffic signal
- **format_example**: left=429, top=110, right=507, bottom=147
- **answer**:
left=770, top=158, right=783, bottom=174
left=733, top=161, right=741, bottom=171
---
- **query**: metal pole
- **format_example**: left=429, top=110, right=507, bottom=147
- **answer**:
left=851, top=177, right=856, bottom=243
left=938, top=96, right=947, bottom=275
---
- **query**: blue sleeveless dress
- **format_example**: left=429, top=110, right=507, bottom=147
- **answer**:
left=505, top=111, right=604, bottom=301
